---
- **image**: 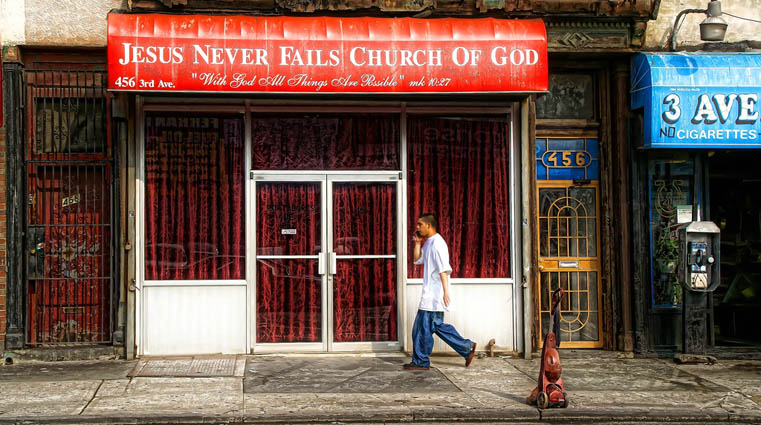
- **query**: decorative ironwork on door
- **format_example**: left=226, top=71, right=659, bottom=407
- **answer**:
left=24, top=70, right=114, bottom=345
left=536, top=138, right=602, bottom=348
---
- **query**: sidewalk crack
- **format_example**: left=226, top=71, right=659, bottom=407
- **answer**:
left=79, top=380, right=104, bottom=415
left=509, top=360, right=536, bottom=381
left=324, top=366, right=374, bottom=392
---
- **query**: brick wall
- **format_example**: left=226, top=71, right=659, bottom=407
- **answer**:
left=0, top=125, right=5, bottom=352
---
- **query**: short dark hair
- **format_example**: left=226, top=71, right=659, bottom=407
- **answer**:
left=418, top=213, right=438, bottom=231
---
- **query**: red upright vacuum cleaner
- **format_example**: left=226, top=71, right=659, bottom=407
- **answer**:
left=526, top=287, right=568, bottom=409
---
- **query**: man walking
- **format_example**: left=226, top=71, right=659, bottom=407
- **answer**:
left=404, top=213, right=477, bottom=371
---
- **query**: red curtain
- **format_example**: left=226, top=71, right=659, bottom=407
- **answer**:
left=332, top=183, right=397, bottom=342
left=256, top=182, right=322, bottom=342
left=251, top=114, right=399, bottom=170
left=144, top=115, right=245, bottom=280
left=407, top=116, right=511, bottom=278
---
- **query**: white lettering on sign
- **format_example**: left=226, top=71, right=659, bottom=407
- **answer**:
left=713, top=94, right=737, bottom=123
left=280, top=46, right=340, bottom=67
left=688, top=93, right=760, bottom=124
left=349, top=47, right=444, bottom=67
left=692, top=94, right=719, bottom=124
left=192, top=45, right=270, bottom=66
left=115, top=43, right=544, bottom=71
left=118, top=43, right=184, bottom=65
left=281, top=229, right=297, bottom=235
left=662, top=93, right=681, bottom=123
left=738, top=94, right=760, bottom=123
left=657, top=91, right=761, bottom=144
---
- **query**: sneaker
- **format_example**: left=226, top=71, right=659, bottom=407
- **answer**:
left=465, top=342, right=477, bottom=368
left=403, top=362, right=430, bottom=371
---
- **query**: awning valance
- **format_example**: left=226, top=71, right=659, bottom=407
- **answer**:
left=631, top=53, right=761, bottom=149
left=107, top=13, right=548, bottom=94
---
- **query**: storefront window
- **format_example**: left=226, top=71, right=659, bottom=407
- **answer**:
left=251, top=113, right=399, bottom=170
left=648, top=157, right=694, bottom=307
left=144, top=114, right=245, bottom=280
left=407, top=116, right=511, bottom=278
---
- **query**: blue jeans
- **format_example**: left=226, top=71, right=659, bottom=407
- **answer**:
left=411, top=310, right=474, bottom=367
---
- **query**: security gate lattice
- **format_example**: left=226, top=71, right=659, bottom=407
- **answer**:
left=24, top=70, right=114, bottom=345
left=537, top=184, right=603, bottom=348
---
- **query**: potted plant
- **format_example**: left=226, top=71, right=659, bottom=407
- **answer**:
left=655, top=229, right=682, bottom=305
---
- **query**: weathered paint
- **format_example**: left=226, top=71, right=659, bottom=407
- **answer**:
left=23, top=0, right=121, bottom=47
left=0, top=0, right=26, bottom=46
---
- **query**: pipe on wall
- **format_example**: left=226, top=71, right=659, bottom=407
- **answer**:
left=521, top=97, right=533, bottom=359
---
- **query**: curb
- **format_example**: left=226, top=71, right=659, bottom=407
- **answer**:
left=1, top=410, right=760, bottom=424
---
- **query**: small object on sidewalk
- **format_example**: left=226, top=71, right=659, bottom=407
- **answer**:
left=486, top=338, right=496, bottom=357
left=674, top=354, right=718, bottom=365
left=403, top=362, right=430, bottom=371
left=3, top=352, right=18, bottom=366
left=526, top=288, right=568, bottom=409
left=616, top=351, right=635, bottom=359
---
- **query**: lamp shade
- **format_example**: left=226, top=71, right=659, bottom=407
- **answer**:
left=700, top=0, right=728, bottom=41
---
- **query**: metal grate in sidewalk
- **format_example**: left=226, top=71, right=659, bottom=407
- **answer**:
left=131, top=356, right=239, bottom=377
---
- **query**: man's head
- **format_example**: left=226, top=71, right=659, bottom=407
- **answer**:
left=416, top=213, right=438, bottom=238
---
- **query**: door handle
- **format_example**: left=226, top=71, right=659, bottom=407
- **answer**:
left=538, top=264, right=545, bottom=271
left=329, top=252, right=337, bottom=275
left=318, top=253, right=326, bottom=275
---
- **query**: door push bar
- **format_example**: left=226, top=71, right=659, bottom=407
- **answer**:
left=318, top=252, right=338, bottom=275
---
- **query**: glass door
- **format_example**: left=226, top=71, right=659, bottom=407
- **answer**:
left=253, top=174, right=400, bottom=352
left=328, top=175, right=400, bottom=351
left=254, top=176, right=327, bottom=351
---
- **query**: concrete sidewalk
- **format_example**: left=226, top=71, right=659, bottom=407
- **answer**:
left=1, top=351, right=761, bottom=424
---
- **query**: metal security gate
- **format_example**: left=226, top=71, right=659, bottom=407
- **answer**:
left=23, top=70, right=115, bottom=345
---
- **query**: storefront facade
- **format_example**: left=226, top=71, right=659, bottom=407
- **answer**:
left=110, top=14, right=546, bottom=355
left=630, top=52, right=761, bottom=353
left=2, top=0, right=659, bottom=358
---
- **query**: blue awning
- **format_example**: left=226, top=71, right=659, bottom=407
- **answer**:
left=631, top=53, right=761, bottom=149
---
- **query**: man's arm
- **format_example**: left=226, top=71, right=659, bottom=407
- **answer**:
left=413, top=236, right=422, bottom=263
left=440, top=272, right=450, bottom=307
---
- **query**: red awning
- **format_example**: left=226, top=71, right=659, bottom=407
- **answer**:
left=108, top=13, right=547, bottom=94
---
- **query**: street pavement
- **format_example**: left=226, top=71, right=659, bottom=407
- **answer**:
left=1, top=350, right=761, bottom=424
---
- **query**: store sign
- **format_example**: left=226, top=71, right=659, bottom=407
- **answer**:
left=631, top=53, right=761, bottom=149
left=107, top=14, right=548, bottom=94
left=653, top=90, right=759, bottom=147
left=536, top=138, right=599, bottom=181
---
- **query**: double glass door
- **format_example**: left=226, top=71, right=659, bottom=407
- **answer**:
left=254, top=174, right=400, bottom=351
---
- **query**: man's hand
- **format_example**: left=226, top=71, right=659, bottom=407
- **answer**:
left=440, top=272, right=450, bottom=307
left=412, top=233, right=423, bottom=263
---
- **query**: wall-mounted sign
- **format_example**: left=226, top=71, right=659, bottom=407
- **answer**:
left=632, top=53, right=761, bottom=149
left=62, top=194, right=81, bottom=208
left=536, top=138, right=599, bottom=180
left=107, top=14, right=548, bottom=94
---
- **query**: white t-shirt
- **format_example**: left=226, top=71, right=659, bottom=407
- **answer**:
left=414, top=233, right=453, bottom=312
